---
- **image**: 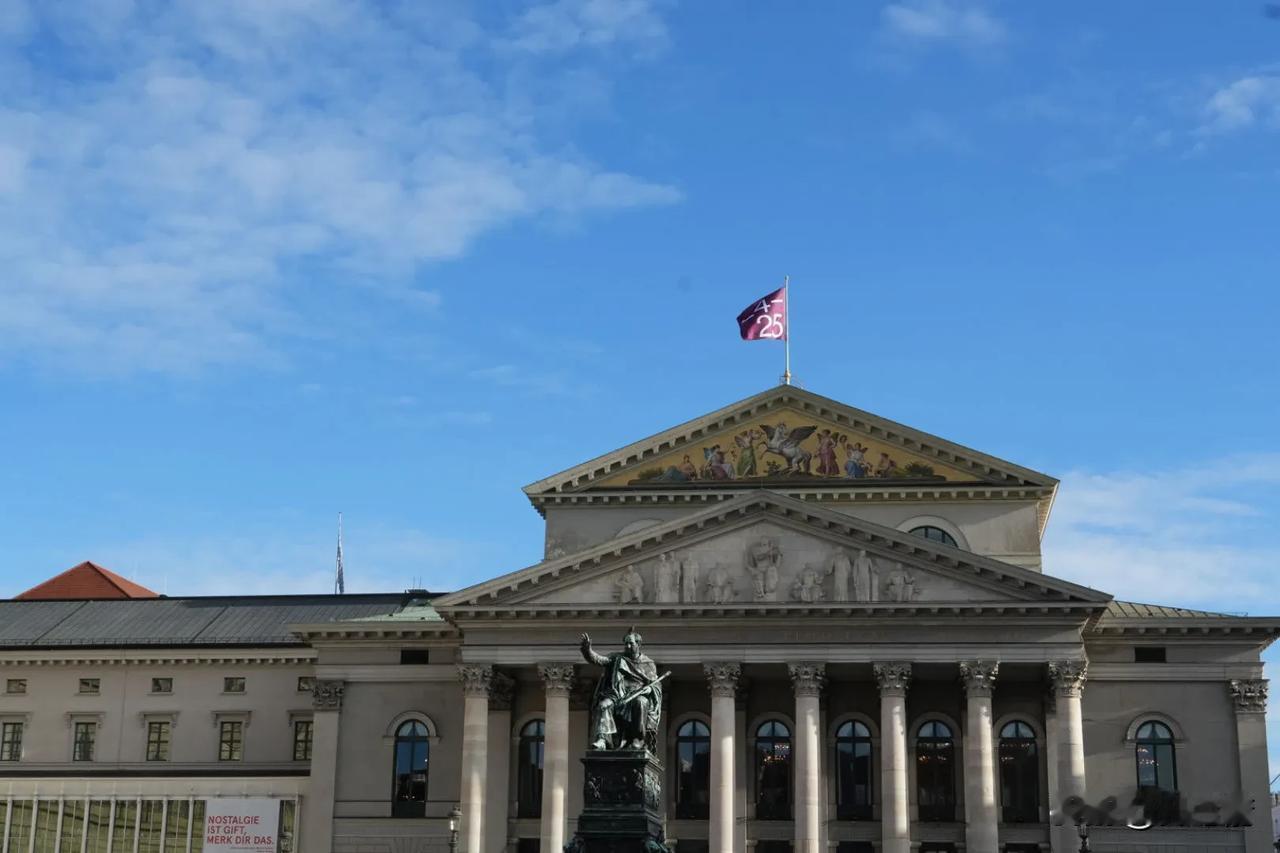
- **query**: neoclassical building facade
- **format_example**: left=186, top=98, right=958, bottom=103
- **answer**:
left=0, top=386, right=1275, bottom=853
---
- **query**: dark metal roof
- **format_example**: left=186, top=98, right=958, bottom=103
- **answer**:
left=0, top=593, right=416, bottom=649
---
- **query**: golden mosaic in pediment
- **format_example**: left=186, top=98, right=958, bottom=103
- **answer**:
left=595, top=407, right=972, bottom=488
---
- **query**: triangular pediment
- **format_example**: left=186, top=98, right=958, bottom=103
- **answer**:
left=524, top=386, right=1057, bottom=496
left=434, top=492, right=1108, bottom=614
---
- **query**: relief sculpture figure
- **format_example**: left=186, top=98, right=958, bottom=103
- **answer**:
left=853, top=549, right=877, bottom=602
left=886, top=566, right=920, bottom=602
left=745, top=538, right=782, bottom=601
left=615, top=565, right=645, bottom=605
left=654, top=553, right=681, bottom=603
left=791, top=564, right=826, bottom=603
left=580, top=629, right=665, bottom=751
left=706, top=563, right=735, bottom=604
left=830, top=549, right=852, bottom=602
left=680, top=556, right=699, bottom=603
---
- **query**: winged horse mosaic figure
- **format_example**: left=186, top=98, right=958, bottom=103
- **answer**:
left=761, top=422, right=817, bottom=474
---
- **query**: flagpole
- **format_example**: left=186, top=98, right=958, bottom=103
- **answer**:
left=782, top=275, right=791, bottom=385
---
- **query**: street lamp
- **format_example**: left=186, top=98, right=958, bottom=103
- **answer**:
left=448, top=805, right=462, bottom=853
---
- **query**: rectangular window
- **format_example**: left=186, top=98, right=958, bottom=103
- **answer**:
left=73, top=721, right=97, bottom=761
left=163, top=800, right=191, bottom=853
left=146, top=721, right=172, bottom=761
left=138, top=800, right=164, bottom=853
left=219, top=720, right=244, bottom=761
left=110, top=801, right=138, bottom=853
left=190, top=800, right=206, bottom=853
left=293, top=719, right=314, bottom=761
left=1134, top=646, right=1167, bottom=663
left=297, top=676, right=315, bottom=693
left=85, top=801, right=112, bottom=853
left=151, top=677, right=173, bottom=694
left=78, top=677, right=100, bottom=694
left=7, top=801, right=33, bottom=853
left=399, top=649, right=430, bottom=665
left=33, top=799, right=58, bottom=853
left=223, top=676, right=246, bottom=693
left=5, top=677, right=26, bottom=694
left=1, top=721, right=23, bottom=761
left=60, top=800, right=87, bottom=853
left=516, top=841, right=541, bottom=853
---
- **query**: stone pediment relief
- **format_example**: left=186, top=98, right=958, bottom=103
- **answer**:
left=518, top=523, right=1023, bottom=607
left=433, top=491, right=1109, bottom=612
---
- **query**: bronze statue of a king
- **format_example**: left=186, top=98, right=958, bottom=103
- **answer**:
left=579, top=628, right=663, bottom=751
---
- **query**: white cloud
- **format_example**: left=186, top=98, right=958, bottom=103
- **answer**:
left=1202, top=75, right=1280, bottom=134
left=0, top=0, right=679, bottom=375
left=502, top=0, right=669, bottom=56
left=880, top=0, right=1007, bottom=49
left=1043, top=453, right=1280, bottom=611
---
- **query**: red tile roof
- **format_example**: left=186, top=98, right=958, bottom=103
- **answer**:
left=14, top=561, right=159, bottom=600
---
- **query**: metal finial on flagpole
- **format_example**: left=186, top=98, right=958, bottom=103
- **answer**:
left=334, top=512, right=345, bottom=595
left=782, top=275, right=791, bottom=385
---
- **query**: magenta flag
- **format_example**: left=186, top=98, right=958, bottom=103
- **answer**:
left=736, top=286, right=787, bottom=341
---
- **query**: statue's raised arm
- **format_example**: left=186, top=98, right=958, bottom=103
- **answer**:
left=580, top=632, right=609, bottom=667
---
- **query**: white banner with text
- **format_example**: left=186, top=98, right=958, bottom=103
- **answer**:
left=203, top=798, right=280, bottom=852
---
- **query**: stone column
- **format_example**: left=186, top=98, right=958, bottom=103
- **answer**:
left=960, top=661, right=999, bottom=853
left=1048, top=661, right=1087, bottom=853
left=874, top=663, right=912, bottom=853
left=460, top=665, right=494, bottom=853
left=486, top=674, right=515, bottom=853
left=704, top=663, right=741, bottom=853
left=733, top=680, right=749, bottom=853
left=789, top=663, right=826, bottom=853
left=539, top=664, right=576, bottom=853
left=1229, top=679, right=1271, bottom=853
left=302, top=680, right=344, bottom=853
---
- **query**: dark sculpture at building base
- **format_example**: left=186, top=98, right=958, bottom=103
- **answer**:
left=566, top=630, right=669, bottom=853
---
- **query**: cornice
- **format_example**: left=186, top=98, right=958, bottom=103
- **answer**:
left=526, top=484, right=1054, bottom=516
left=0, top=650, right=314, bottom=667
left=442, top=601, right=1104, bottom=623
left=290, top=624, right=460, bottom=643
left=1087, top=618, right=1280, bottom=645
left=523, top=386, right=1058, bottom=496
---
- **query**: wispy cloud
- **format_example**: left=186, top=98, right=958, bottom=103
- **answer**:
left=1043, top=453, right=1280, bottom=610
left=0, top=0, right=679, bottom=375
left=879, top=0, right=1008, bottom=51
left=1201, top=75, right=1280, bottom=134
left=502, top=0, right=669, bottom=56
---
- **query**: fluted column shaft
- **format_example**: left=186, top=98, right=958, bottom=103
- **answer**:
left=459, top=665, right=493, bottom=853
left=875, top=663, right=912, bottom=853
left=539, top=664, right=575, bottom=853
left=789, top=663, right=825, bottom=853
left=704, top=663, right=741, bottom=853
left=1230, top=679, right=1271, bottom=853
left=961, top=661, right=999, bottom=853
left=1049, top=661, right=1087, bottom=853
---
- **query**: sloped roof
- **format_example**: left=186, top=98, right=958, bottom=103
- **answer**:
left=1105, top=600, right=1238, bottom=619
left=15, top=561, right=159, bottom=600
left=0, top=593, right=423, bottom=648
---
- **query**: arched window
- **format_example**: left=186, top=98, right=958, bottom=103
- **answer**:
left=916, top=721, right=955, bottom=822
left=1135, top=721, right=1177, bottom=792
left=998, top=721, right=1039, bottom=823
left=835, top=720, right=873, bottom=820
left=675, top=720, right=711, bottom=819
left=910, top=526, right=957, bottom=547
left=392, top=720, right=430, bottom=817
left=517, top=719, right=545, bottom=818
left=755, top=720, right=792, bottom=820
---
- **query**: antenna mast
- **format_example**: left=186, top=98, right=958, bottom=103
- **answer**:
left=334, top=513, right=345, bottom=595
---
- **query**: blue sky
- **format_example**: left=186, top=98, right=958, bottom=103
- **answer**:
left=2, top=0, right=1280, bottom=776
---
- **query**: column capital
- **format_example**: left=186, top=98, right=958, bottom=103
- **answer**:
left=458, top=664, right=494, bottom=697
left=311, top=679, right=345, bottom=711
left=788, top=662, right=826, bottom=697
left=1229, top=678, right=1268, bottom=714
left=538, top=663, right=577, bottom=697
left=959, top=660, right=999, bottom=698
left=873, top=662, right=912, bottom=696
left=1048, top=660, right=1087, bottom=697
left=704, top=662, right=742, bottom=697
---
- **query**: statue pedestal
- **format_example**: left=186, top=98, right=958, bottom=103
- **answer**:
left=567, top=750, right=665, bottom=853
